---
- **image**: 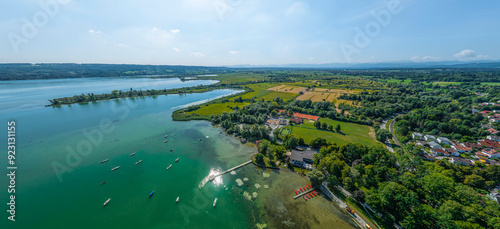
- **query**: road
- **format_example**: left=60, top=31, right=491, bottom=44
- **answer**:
left=389, top=114, right=407, bottom=154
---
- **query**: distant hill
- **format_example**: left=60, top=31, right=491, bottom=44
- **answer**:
left=0, top=63, right=230, bottom=80
left=229, top=61, right=500, bottom=69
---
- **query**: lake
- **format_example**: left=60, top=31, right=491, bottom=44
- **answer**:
left=0, top=77, right=357, bottom=229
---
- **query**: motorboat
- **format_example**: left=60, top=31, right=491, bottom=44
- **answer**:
left=103, top=198, right=111, bottom=206
left=167, top=164, right=172, bottom=170
left=100, top=159, right=109, bottom=164
left=213, top=198, right=217, bottom=207
left=100, top=181, right=106, bottom=185
left=170, top=149, right=174, bottom=152
left=111, top=166, right=120, bottom=171
left=149, top=191, right=154, bottom=198
left=164, top=135, right=168, bottom=138
left=175, top=158, right=179, bottom=163
left=176, top=197, right=179, bottom=203
left=164, top=139, right=168, bottom=143
left=135, top=160, right=142, bottom=165
left=130, top=152, right=136, bottom=156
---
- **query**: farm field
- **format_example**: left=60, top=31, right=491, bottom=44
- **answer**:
left=187, top=102, right=250, bottom=116
left=238, top=83, right=298, bottom=101
left=432, top=81, right=463, bottom=86
left=267, top=84, right=358, bottom=105
left=289, top=118, right=381, bottom=148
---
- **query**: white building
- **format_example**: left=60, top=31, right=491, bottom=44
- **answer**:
left=437, top=137, right=450, bottom=145
left=291, top=150, right=317, bottom=170
left=424, top=135, right=436, bottom=142
left=412, top=132, right=423, bottom=140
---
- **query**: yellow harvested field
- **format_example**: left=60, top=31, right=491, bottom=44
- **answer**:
left=297, top=92, right=316, bottom=100
left=267, top=85, right=306, bottom=94
left=268, top=84, right=359, bottom=105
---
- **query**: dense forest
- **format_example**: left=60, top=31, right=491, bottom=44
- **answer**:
left=313, top=143, right=500, bottom=228
left=0, top=63, right=231, bottom=80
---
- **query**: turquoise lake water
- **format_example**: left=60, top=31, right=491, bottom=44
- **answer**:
left=0, top=77, right=357, bottom=229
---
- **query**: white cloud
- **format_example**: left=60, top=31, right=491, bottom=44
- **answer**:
left=190, top=52, right=206, bottom=58
left=88, top=29, right=102, bottom=34
left=453, top=49, right=488, bottom=60
left=229, top=50, right=239, bottom=55
left=170, top=29, right=181, bottom=34
left=117, top=43, right=128, bottom=47
left=172, top=48, right=181, bottom=52
left=411, top=55, right=442, bottom=62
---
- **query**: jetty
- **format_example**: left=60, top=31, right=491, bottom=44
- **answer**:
left=209, top=160, right=252, bottom=181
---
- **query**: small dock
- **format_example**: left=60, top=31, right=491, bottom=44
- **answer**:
left=294, top=187, right=317, bottom=199
left=209, top=160, right=253, bottom=181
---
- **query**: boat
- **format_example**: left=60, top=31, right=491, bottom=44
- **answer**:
left=149, top=191, right=154, bottom=198
left=100, top=181, right=106, bottom=185
left=135, top=160, right=142, bottom=165
left=176, top=197, right=179, bottom=203
left=213, top=198, right=217, bottom=207
left=175, top=158, right=179, bottom=163
left=103, top=198, right=111, bottom=206
left=303, top=196, right=307, bottom=200
left=111, top=166, right=120, bottom=171
left=130, top=152, right=136, bottom=156
left=164, top=135, right=168, bottom=138
left=199, top=138, right=203, bottom=141
left=294, top=190, right=298, bottom=194
left=167, top=164, right=172, bottom=170
left=164, top=139, right=168, bottom=143
left=100, top=159, right=109, bottom=164
left=170, top=148, right=174, bottom=152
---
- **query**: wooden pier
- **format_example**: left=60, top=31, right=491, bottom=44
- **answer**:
left=209, top=160, right=253, bottom=181
left=293, top=187, right=317, bottom=199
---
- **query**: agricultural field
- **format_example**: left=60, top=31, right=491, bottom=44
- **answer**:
left=239, top=83, right=298, bottom=101
left=267, top=84, right=357, bottom=105
left=289, top=118, right=381, bottom=148
left=187, top=102, right=250, bottom=116
left=381, top=79, right=412, bottom=84
left=432, top=81, right=463, bottom=86
left=481, top=82, right=500, bottom=86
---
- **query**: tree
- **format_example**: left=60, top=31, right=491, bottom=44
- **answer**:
left=308, top=169, right=325, bottom=186
left=314, top=121, right=321, bottom=129
left=273, top=146, right=286, bottom=161
left=335, top=124, right=341, bottom=132
left=310, top=138, right=327, bottom=149
left=285, top=136, right=298, bottom=149
left=271, top=110, right=278, bottom=117
left=328, top=125, right=333, bottom=131
left=376, top=129, right=393, bottom=142
left=255, top=153, right=265, bottom=164
left=464, top=174, right=486, bottom=190
left=298, top=137, right=305, bottom=146
left=353, top=190, right=366, bottom=203
left=321, top=122, right=328, bottom=129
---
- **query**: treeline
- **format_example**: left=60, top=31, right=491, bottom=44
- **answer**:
left=0, top=63, right=231, bottom=80
left=49, top=84, right=243, bottom=106
left=313, top=143, right=500, bottom=228
left=341, top=68, right=500, bottom=82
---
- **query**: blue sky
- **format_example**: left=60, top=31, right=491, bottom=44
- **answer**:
left=1, top=0, right=499, bottom=65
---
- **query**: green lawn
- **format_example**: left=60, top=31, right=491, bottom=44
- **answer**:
left=239, top=83, right=298, bottom=101
left=280, top=128, right=291, bottom=136
left=432, top=81, right=462, bottom=86
left=187, top=102, right=250, bottom=116
left=481, top=82, right=500, bottom=86
left=382, top=79, right=412, bottom=84
left=290, top=118, right=382, bottom=148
